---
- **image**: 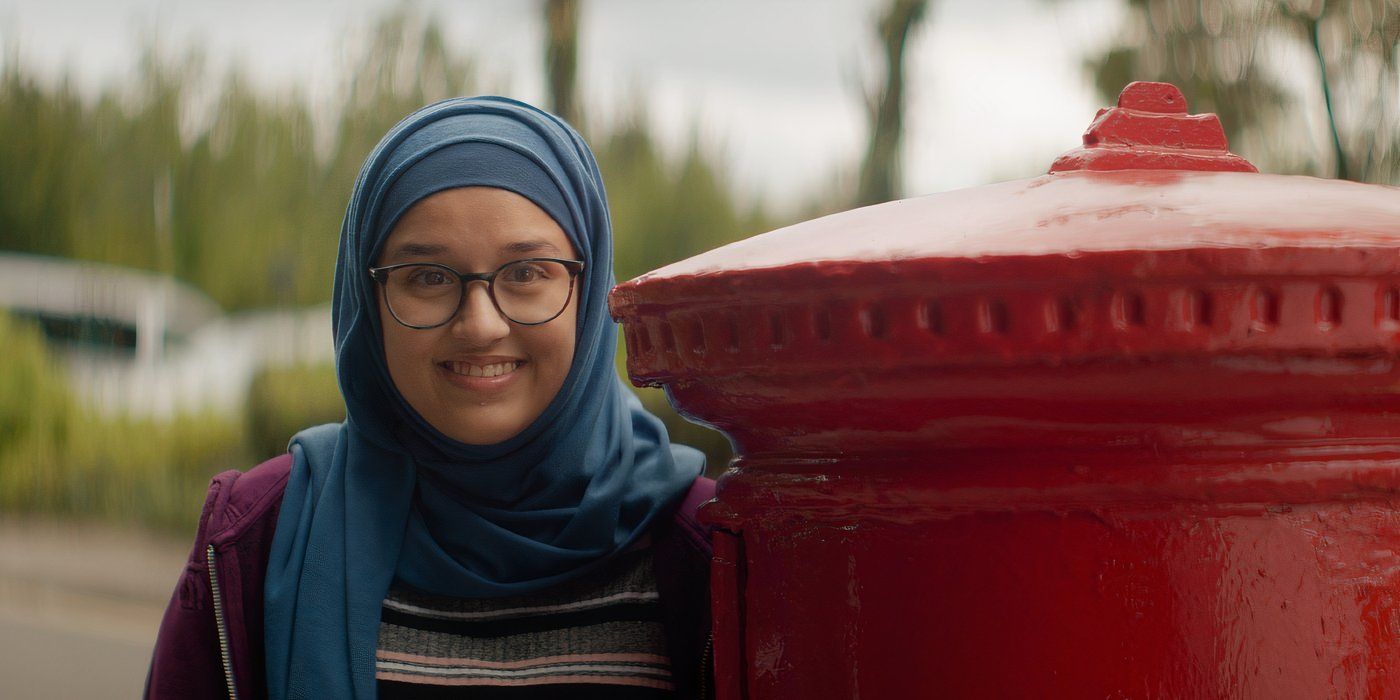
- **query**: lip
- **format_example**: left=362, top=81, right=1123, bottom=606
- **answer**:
left=436, top=358, right=526, bottom=393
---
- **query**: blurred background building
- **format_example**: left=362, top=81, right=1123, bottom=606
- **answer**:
left=0, top=252, right=330, bottom=417
left=0, top=0, right=1395, bottom=696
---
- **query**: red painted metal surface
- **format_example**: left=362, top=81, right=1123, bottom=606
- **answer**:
left=1050, top=81, right=1257, bottom=174
left=609, top=82, right=1400, bottom=698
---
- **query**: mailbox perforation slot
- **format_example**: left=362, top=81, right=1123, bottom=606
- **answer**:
left=1188, top=289, right=1214, bottom=329
left=769, top=311, right=788, bottom=349
left=684, top=316, right=706, bottom=356
left=1317, top=286, right=1343, bottom=329
left=624, top=279, right=1400, bottom=377
left=1113, top=292, right=1147, bottom=329
left=860, top=304, right=888, bottom=339
left=978, top=299, right=1010, bottom=335
left=1251, top=287, right=1281, bottom=331
left=1382, top=288, right=1400, bottom=326
left=658, top=321, right=678, bottom=356
left=813, top=308, right=832, bottom=342
left=634, top=323, right=654, bottom=355
left=1044, top=297, right=1076, bottom=333
left=917, top=300, right=944, bottom=335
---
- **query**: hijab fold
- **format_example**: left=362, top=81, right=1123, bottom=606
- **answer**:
left=263, top=96, right=704, bottom=700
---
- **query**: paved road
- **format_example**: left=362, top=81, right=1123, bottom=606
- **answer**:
left=0, top=517, right=189, bottom=699
left=0, top=615, right=155, bottom=698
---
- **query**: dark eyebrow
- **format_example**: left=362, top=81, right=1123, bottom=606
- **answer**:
left=383, top=238, right=565, bottom=263
left=384, top=242, right=450, bottom=261
left=501, top=239, right=564, bottom=256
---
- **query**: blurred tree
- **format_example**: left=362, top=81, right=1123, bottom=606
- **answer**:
left=245, top=363, right=345, bottom=461
left=596, top=116, right=771, bottom=283
left=857, top=0, right=930, bottom=206
left=177, top=72, right=326, bottom=308
left=0, top=6, right=780, bottom=311
left=1086, top=0, right=1398, bottom=184
left=0, top=8, right=479, bottom=310
left=544, top=0, right=583, bottom=128
left=326, top=8, right=478, bottom=197
left=0, top=58, right=84, bottom=257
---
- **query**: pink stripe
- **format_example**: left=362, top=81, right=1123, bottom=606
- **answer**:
left=384, top=589, right=659, bottom=620
left=376, top=651, right=671, bottom=670
left=376, top=672, right=675, bottom=689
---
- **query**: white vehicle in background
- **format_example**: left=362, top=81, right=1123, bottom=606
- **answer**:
left=0, top=252, right=331, bottom=418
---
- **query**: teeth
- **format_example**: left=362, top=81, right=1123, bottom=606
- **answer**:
left=447, top=361, right=519, bottom=378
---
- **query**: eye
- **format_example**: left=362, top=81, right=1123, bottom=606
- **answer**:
left=407, top=267, right=453, bottom=286
left=501, top=262, right=550, bottom=284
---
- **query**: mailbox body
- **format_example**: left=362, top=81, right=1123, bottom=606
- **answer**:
left=610, top=83, right=1400, bottom=698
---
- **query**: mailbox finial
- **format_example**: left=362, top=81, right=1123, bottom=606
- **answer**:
left=1050, top=80, right=1256, bottom=174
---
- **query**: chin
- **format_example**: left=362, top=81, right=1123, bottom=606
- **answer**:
left=446, top=421, right=525, bottom=446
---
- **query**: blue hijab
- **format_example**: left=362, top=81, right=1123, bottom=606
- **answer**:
left=263, top=96, right=705, bottom=699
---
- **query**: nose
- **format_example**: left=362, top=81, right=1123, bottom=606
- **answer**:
left=449, top=281, right=510, bottom=344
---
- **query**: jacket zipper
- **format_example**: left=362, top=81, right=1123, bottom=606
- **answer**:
left=698, top=632, right=713, bottom=699
left=206, top=544, right=241, bottom=700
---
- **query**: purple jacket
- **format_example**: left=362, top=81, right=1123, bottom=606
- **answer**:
left=146, top=454, right=716, bottom=699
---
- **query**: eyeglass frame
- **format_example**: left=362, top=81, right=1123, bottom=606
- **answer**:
left=368, top=258, right=586, bottom=329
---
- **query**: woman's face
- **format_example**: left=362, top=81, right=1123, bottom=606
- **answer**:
left=376, top=186, right=579, bottom=445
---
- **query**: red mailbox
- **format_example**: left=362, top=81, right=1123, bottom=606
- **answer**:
left=609, top=82, right=1400, bottom=698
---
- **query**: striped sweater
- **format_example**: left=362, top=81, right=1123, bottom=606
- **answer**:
left=376, top=547, right=674, bottom=698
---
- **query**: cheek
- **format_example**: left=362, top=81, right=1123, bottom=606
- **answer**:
left=537, top=308, right=578, bottom=393
left=549, top=329, right=576, bottom=383
left=380, top=303, right=429, bottom=396
left=379, top=300, right=403, bottom=369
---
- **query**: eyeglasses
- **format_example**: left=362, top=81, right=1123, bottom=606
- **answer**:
left=368, top=258, right=585, bottom=329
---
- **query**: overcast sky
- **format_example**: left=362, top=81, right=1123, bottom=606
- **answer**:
left=0, top=0, right=1124, bottom=208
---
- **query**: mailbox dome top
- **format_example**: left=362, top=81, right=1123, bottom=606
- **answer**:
left=620, top=170, right=1398, bottom=282
left=1049, top=81, right=1257, bottom=174
left=621, top=81, right=1393, bottom=284
left=609, top=81, right=1400, bottom=395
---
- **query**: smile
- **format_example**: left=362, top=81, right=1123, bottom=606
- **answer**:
left=442, top=360, right=523, bottom=378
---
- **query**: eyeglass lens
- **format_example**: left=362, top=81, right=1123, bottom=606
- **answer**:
left=383, top=261, right=574, bottom=327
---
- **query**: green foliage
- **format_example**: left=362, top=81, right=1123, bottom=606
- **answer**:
left=595, top=117, right=772, bottom=284
left=0, top=9, right=480, bottom=311
left=245, top=363, right=345, bottom=463
left=0, top=311, right=246, bottom=530
left=50, top=410, right=246, bottom=531
left=0, top=6, right=778, bottom=305
left=0, top=61, right=86, bottom=259
left=323, top=10, right=480, bottom=214
left=0, top=311, right=72, bottom=462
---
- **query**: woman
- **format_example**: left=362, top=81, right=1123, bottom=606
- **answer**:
left=146, top=96, right=714, bottom=699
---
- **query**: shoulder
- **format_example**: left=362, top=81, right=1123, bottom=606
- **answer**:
left=148, top=454, right=291, bottom=698
left=679, top=475, right=717, bottom=514
left=654, top=475, right=716, bottom=565
left=196, top=453, right=292, bottom=548
left=650, top=475, right=716, bottom=697
left=670, top=475, right=716, bottom=552
left=180, top=455, right=293, bottom=625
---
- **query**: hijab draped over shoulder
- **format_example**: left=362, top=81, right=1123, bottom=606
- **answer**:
left=263, top=96, right=705, bottom=700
